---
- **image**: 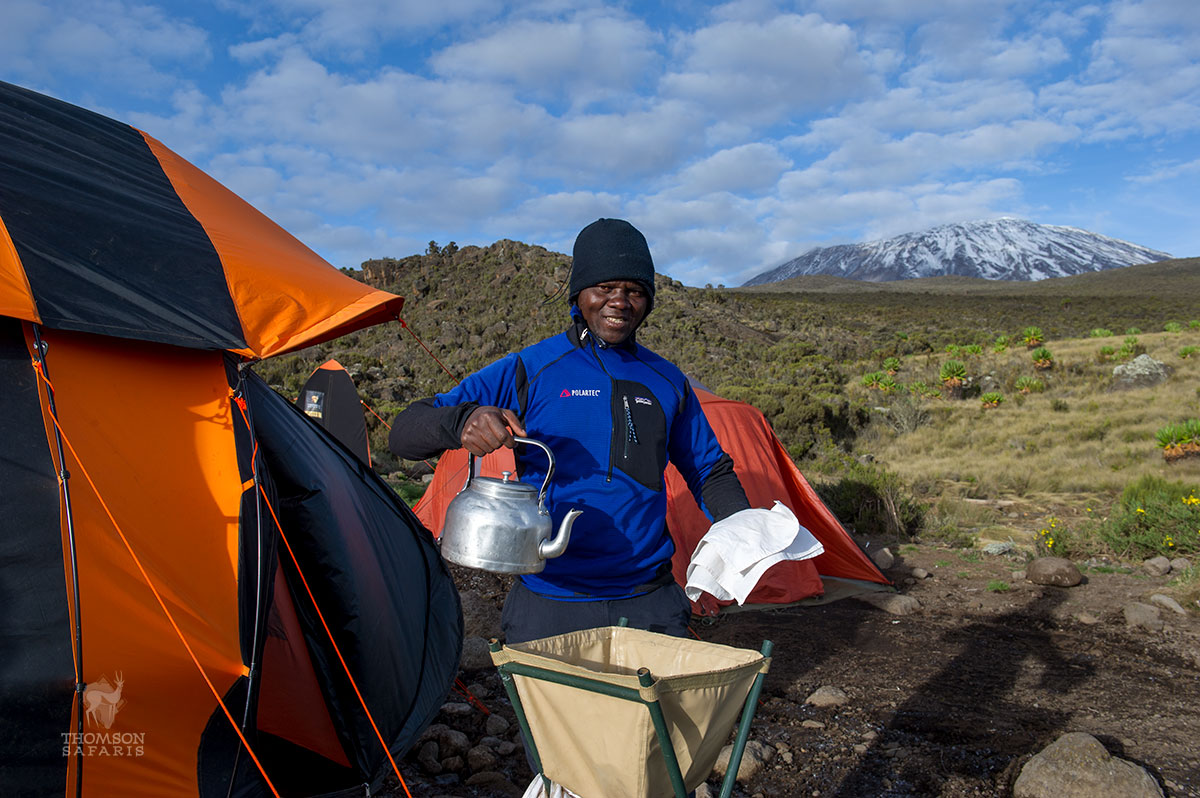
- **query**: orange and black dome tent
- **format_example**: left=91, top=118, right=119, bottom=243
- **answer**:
left=0, top=80, right=462, bottom=797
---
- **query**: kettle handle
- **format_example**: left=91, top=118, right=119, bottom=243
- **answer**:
left=463, top=436, right=556, bottom=514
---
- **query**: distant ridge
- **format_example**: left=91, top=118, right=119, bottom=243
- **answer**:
left=744, top=218, right=1173, bottom=285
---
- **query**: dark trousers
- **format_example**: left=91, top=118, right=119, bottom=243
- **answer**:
left=500, top=578, right=692, bottom=644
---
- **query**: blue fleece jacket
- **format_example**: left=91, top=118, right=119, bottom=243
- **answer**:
left=424, top=317, right=741, bottom=599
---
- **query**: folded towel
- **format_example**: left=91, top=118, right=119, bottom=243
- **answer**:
left=685, top=502, right=824, bottom=605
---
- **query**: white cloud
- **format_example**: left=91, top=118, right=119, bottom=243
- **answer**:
left=1126, top=157, right=1200, bottom=183
left=429, top=13, right=661, bottom=108
left=669, top=143, right=791, bottom=196
left=661, top=13, right=876, bottom=124
left=0, top=0, right=210, bottom=94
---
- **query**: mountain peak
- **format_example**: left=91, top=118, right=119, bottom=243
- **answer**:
left=744, top=218, right=1173, bottom=285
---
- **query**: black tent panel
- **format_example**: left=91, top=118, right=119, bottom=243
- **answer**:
left=0, top=318, right=73, bottom=796
left=0, top=80, right=245, bottom=350
left=237, top=372, right=460, bottom=786
left=297, top=364, right=370, bottom=465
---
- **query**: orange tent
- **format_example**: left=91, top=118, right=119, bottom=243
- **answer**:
left=414, top=386, right=887, bottom=615
left=0, top=80, right=462, bottom=797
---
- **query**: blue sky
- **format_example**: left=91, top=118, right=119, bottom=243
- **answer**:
left=4, top=0, right=1198, bottom=287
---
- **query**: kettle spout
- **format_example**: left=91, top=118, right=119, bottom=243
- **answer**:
left=539, top=508, right=581, bottom=561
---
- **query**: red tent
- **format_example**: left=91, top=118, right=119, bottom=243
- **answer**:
left=413, top=386, right=887, bottom=614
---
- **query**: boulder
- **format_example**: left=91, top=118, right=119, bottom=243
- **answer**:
left=1150, top=593, right=1187, bottom=616
left=1123, top=602, right=1164, bottom=631
left=1013, top=732, right=1163, bottom=798
left=1142, top=556, right=1172, bottom=576
left=1170, top=557, right=1192, bottom=572
left=1110, top=354, right=1171, bottom=391
left=805, top=685, right=849, bottom=707
left=871, top=547, right=895, bottom=570
left=1026, top=557, right=1082, bottom=587
left=712, top=739, right=774, bottom=782
left=857, top=592, right=921, bottom=615
left=460, top=636, right=495, bottom=672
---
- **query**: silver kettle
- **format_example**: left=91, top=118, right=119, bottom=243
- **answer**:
left=439, top=437, right=582, bottom=574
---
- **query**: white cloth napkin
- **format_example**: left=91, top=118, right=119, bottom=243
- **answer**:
left=522, top=775, right=582, bottom=798
left=685, top=502, right=824, bottom=605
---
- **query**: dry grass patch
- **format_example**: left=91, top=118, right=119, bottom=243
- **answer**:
left=867, top=329, right=1200, bottom=498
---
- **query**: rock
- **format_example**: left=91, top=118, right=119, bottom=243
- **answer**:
left=805, top=686, right=849, bottom=707
left=870, top=547, right=895, bottom=570
left=1170, top=557, right=1192, bottom=572
left=857, top=592, right=921, bottom=615
left=459, top=589, right=503, bottom=638
left=1013, top=732, right=1163, bottom=798
left=1123, top=602, right=1164, bottom=631
left=911, top=567, right=930, bottom=579
left=441, top=755, right=464, bottom=772
left=1110, top=354, right=1172, bottom=391
left=1150, top=593, right=1187, bottom=616
left=466, top=743, right=498, bottom=771
left=460, top=636, right=495, bottom=672
left=801, top=720, right=826, bottom=729
left=712, top=740, right=775, bottom=782
left=1142, top=556, right=1172, bottom=576
left=1075, top=612, right=1100, bottom=625
left=417, top=740, right=443, bottom=774
left=485, top=713, right=511, bottom=737
left=694, top=783, right=715, bottom=798
left=464, top=770, right=521, bottom=795
left=1012, top=570, right=1027, bottom=581
left=853, top=743, right=868, bottom=754
left=427, top=725, right=471, bottom=757
left=1026, top=557, right=1082, bottom=587
left=495, top=741, right=517, bottom=756
left=440, top=701, right=475, bottom=719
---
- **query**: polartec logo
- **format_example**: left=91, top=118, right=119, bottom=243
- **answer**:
left=559, top=388, right=601, bottom=397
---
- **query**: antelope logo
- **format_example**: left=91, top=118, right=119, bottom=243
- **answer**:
left=83, top=673, right=126, bottom=730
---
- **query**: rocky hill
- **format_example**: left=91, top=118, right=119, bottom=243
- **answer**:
left=744, top=218, right=1174, bottom=285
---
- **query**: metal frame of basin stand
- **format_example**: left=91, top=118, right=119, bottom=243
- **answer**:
left=489, top=624, right=773, bottom=798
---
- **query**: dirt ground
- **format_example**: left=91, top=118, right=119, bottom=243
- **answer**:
left=394, top=542, right=1200, bottom=798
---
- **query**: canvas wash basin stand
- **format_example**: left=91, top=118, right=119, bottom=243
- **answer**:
left=489, top=623, right=773, bottom=798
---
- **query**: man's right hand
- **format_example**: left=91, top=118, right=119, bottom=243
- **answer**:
left=460, top=406, right=526, bottom=456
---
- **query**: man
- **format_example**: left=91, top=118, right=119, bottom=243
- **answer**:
left=390, top=218, right=749, bottom=643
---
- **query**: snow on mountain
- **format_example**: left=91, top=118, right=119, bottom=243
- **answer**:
left=743, top=218, right=1173, bottom=286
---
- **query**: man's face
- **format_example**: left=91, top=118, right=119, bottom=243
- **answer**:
left=577, top=280, right=649, bottom=345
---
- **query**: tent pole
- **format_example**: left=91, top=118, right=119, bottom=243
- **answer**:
left=227, top=362, right=271, bottom=798
left=31, top=324, right=85, bottom=798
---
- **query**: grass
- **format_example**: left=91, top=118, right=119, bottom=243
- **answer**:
left=866, top=329, right=1200, bottom=496
left=986, top=580, right=1011, bottom=593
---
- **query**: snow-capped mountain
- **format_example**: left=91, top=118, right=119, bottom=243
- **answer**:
left=743, top=218, right=1173, bottom=285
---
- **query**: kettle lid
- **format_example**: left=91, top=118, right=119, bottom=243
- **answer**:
left=469, top=470, right=538, bottom=500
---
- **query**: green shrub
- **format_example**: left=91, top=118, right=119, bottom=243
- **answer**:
left=815, top=460, right=926, bottom=539
left=1190, top=320, right=1200, bottom=330
left=1164, top=321, right=1183, bottom=333
left=986, top=580, right=1010, bottom=593
left=1021, top=326, right=1044, bottom=348
left=1097, top=345, right=1117, bottom=362
left=861, top=371, right=885, bottom=389
left=980, top=391, right=1004, bottom=408
left=1094, top=475, right=1200, bottom=558
left=1089, top=328, right=1114, bottom=337
left=1030, top=346, right=1054, bottom=369
left=940, top=360, right=967, bottom=386
left=878, top=375, right=898, bottom=393
left=961, top=344, right=983, bottom=356
left=1179, top=346, right=1198, bottom=360
left=945, top=344, right=961, bottom=356
left=993, top=334, right=1010, bottom=353
left=1014, top=376, right=1044, bottom=394
left=882, top=356, right=902, bottom=374
left=1125, top=327, right=1142, bottom=335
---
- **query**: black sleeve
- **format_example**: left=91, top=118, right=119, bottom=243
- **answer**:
left=388, top=397, right=479, bottom=461
left=701, top=453, right=751, bottom=522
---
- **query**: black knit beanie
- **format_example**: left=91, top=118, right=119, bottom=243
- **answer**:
left=569, top=218, right=656, bottom=312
